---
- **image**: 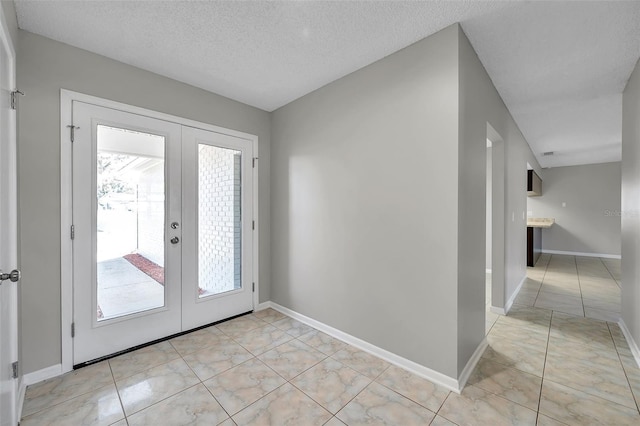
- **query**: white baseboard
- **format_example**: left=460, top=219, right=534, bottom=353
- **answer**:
left=542, top=249, right=621, bottom=259
left=17, top=377, right=26, bottom=422
left=490, top=306, right=507, bottom=315
left=485, top=269, right=492, bottom=274
left=618, top=319, right=640, bottom=369
left=457, top=337, right=488, bottom=390
left=266, top=301, right=478, bottom=393
left=504, top=275, right=527, bottom=314
left=23, top=364, right=62, bottom=386
left=255, top=302, right=271, bottom=312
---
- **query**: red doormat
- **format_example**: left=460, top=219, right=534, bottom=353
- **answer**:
left=123, top=253, right=165, bottom=285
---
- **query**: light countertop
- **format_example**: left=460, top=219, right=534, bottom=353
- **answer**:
left=527, top=218, right=555, bottom=228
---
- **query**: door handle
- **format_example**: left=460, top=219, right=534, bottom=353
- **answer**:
left=170, top=237, right=180, bottom=244
left=0, top=269, right=20, bottom=284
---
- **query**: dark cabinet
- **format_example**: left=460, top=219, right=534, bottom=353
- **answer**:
left=527, top=170, right=542, bottom=196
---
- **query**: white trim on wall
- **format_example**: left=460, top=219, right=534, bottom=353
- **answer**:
left=23, top=364, right=62, bottom=386
left=618, top=319, right=640, bottom=369
left=60, top=90, right=260, bottom=373
left=490, top=274, right=526, bottom=316
left=542, top=249, right=621, bottom=259
left=260, top=302, right=485, bottom=393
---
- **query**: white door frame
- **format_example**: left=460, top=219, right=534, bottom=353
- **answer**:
left=0, top=4, right=18, bottom=425
left=60, top=90, right=260, bottom=372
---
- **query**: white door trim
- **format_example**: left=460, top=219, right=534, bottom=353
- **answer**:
left=0, top=4, right=18, bottom=424
left=60, top=90, right=260, bottom=372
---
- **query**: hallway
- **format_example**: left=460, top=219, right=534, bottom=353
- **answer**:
left=514, top=254, right=621, bottom=322
left=20, top=262, right=640, bottom=425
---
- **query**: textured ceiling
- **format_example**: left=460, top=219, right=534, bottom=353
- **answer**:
left=14, top=1, right=640, bottom=168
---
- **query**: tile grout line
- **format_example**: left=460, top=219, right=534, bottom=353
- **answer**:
left=600, top=257, right=622, bottom=290
left=536, top=309, right=554, bottom=421
left=532, top=253, right=551, bottom=307
left=573, top=256, right=587, bottom=318
left=106, top=359, right=127, bottom=423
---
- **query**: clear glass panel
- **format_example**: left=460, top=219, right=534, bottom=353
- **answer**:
left=198, top=144, right=242, bottom=298
left=96, top=125, right=166, bottom=321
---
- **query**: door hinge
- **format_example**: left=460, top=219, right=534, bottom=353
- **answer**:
left=66, top=125, right=80, bottom=143
left=70, top=225, right=75, bottom=240
left=11, top=361, right=18, bottom=379
left=252, top=282, right=255, bottom=293
left=71, top=322, right=75, bottom=338
left=252, top=157, right=258, bottom=168
left=10, top=90, right=24, bottom=110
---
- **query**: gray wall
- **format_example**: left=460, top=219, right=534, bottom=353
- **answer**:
left=17, top=30, right=271, bottom=374
left=1, top=1, right=18, bottom=47
left=527, top=162, right=621, bottom=256
left=622, top=58, right=640, bottom=351
left=457, top=26, right=539, bottom=374
left=272, top=25, right=461, bottom=378
left=270, top=23, right=540, bottom=380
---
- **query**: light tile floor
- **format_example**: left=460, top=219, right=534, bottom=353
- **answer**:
left=515, top=254, right=621, bottom=322
left=22, top=257, right=640, bottom=425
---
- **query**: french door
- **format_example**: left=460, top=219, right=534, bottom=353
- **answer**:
left=72, top=101, right=254, bottom=364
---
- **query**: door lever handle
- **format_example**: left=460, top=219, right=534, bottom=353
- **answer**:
left=0, top=269, right=20, bottom=283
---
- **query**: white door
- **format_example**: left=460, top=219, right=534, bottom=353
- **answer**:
left=72, top=102, right=254, bottom=364
left=0, top=12, right=18, bottom=426
left=72, top=102, right=183, bottom=364
left=181, top=126, right=254, bottom=330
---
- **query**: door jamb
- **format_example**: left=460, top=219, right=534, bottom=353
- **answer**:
left=60, top=90, right=260, bottom=373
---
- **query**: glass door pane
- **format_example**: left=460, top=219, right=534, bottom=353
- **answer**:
left=96, top=125, right=166, bottom=321
left=198, top=144, right=242, bottom=298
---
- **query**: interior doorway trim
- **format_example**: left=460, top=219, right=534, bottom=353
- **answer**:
left=60, top=89, right=260, bottom=373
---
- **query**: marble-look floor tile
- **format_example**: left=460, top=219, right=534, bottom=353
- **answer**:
left=258, top=339, right=326, bottom=380
left=232, top=383, right=332, bottom=426
left=481, top=341, right=546, bottom=377
left=116, top=358, right=199, bottom=415
left=23, top=361, right=114, bottom=417
left=216, top=314, right=266, bottom=337
left=323, top=416, right=346, bottom=426
left=169, top=326, right=229, bottom=356
left=109, top=341, right=180, bottom=380
left=291, top=358, right=371, bottom=414
left=497, top=305, right=551, bottom=330
left=538, top=284, right=582, bottom=298
left=536, top=414, right=568, bottom=426
left=21, top=383, right=123, bottom=426
left=204, top=358, right=286, bottom=415
left=550, top=313, right=615, bottom=349
left=489, top=322, right=548, bottom=347
left=375, top=365, right=449, bottom=412
left=109, top=419, right=128, bottom=426
left=233, top=324, right=293, bottom=355
left=584, top=307, right=620, bottom=322
left=127, top=383, right=228, bottom=426
left=272, top=317, right=315, bottom=337
left=439, top=384, right=537, bottom=426
left=539, top=380, right=640, bottom=425
left=582, top=296, right=620, bottom=312
left=331, top=346, right=390, bottom=380
left=546, top=335, right=619, bottom=362
left=534, top=292, right=584, bottom=316
left=430, top=415, right=458, bottom=425
left=298, top=330, right=347, bottom=356
left=253, top=308, right=288, bottom=323
left=467, top=358, right=542, bottom=410
left=336, top=382, right=436, bottom=425
left=544, top=351, right=636, bottom=409
left=182, top=339, right=253, bottom=381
